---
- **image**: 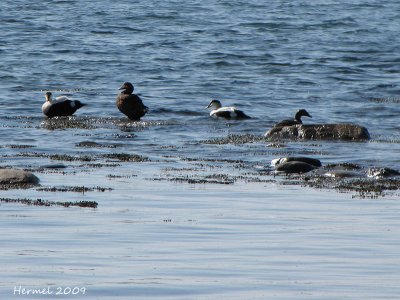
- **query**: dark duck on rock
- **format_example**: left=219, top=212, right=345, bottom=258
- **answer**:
left=206, top=99, right=250, bottom=119
left=42, top=92, right=86, bottom=118
left=273, top=109, right=312, bottom=127
left=116, top=82, right=148, bottom=121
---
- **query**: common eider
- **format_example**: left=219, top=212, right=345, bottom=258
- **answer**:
left=206, top=99, right=250, bottom=119
left=116, top=82, right=148, bottom=121
left=274, top=109, right=311, bottom=127
left=42, top=92, right=86, bottom=118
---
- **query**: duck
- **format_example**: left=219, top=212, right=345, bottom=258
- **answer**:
left=206, top=99, right=250, bottom=119
left=42, top=92, right=86, bottom=118
left=116, top=82, right=148, bottom=121
left=273, top=109, right=311, bottom=127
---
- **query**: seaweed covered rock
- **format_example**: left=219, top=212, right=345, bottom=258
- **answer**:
left=265, top=123, right=370, bottom=140
left=0, top=168, right=40, bottom=187
left=367, top=167, right=400, bottom=178
left=320, top=162, right=363, bottom=178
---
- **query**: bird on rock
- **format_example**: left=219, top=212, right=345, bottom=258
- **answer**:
left=42, top=92, right=86, bottom=118
left=116, top=82, right=148, bottom=121
left=273, top=109, right=312, bottom=128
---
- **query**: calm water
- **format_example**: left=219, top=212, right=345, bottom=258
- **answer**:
left=1, top=0, right=400, bottom=299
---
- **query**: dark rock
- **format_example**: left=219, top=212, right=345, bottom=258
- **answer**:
left=265, top=123, right=370, bottom=140
left=325, top=163, right=361, bottom=170
left=275, top=161, right=316, bottom=174
left=272, top=157, right=322, bottom=167
left=40, top=164, right=67, bottom=169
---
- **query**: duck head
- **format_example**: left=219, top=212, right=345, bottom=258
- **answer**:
left=45, top=91, right=53, bottom=103
left=295, top=109, right=312, bottom=121
left=206, top=99, right=222, bottom=109
left=119, top=82, right=134, bottom=94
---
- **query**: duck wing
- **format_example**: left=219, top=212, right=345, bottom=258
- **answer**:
left=274, top=119, right=299, bottom=127
left=116, top=94, right=148, bottom=120
left=234, top=110, right=251, bottom=119
left=54, top=96, right=70, bottom=103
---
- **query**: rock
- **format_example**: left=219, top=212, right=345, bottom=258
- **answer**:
left=275, top=161, right=316, bottom=174
left=265, top=123, right=370, bottom=140
left=323, top=170, right=362, bottom=178
left=40, top=164, right=67, bottom=169
left=367, top=167, right=400, bottom=178
left=272, top=157, right=322, bottom=167
left=0, top=168, right=40, bottom=185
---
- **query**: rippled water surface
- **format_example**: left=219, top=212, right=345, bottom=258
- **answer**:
left=1, top=0, right=400, bottom=299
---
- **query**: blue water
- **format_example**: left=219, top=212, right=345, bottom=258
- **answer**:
left=1, top=1, right=400, bottom=299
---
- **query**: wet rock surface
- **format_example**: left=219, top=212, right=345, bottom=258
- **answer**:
left=0, top=168, right=40, bottom=189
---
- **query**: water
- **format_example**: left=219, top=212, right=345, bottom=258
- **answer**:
left=1, top=0, right=400, bottom=299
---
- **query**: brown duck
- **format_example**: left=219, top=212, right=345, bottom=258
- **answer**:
left=116, top=82, right=148, bottom=121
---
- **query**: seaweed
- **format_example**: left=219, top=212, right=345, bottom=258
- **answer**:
left=201, top=134, right=266, bottom=145
left=102, top=153, right=150, bottom=162
left=0, top=198, right=98, bottom=208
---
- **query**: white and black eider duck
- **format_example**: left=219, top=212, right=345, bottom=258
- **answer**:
left=206, top=99, right=250, bottom=119
left=116, top=82, right=148, bottom=121
left=42, top=92, right=86, bottom=118
left=273, top=109, right=311, bottom=127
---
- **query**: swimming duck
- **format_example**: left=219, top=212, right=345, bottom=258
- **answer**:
left=206, top=99, right=250, bottom=119
left=116, top=82, right=148, bottom=121
left=273, top=109, right=311, bottom=127
left=42, top=92, right=86, bottom=118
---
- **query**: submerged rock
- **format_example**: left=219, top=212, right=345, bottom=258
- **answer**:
left=323, top=170, right=362, bottom=178
left=275, top=161, right=316, bottom=174
left=320, top=163, right=363, bottom=178
left=265, top=123, right=370, bottom=140
left=272, top=157, right=322, bottom=167
left=40, top=163, right=67, bottom=169
left=0, top=168, right=40, bottom=186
